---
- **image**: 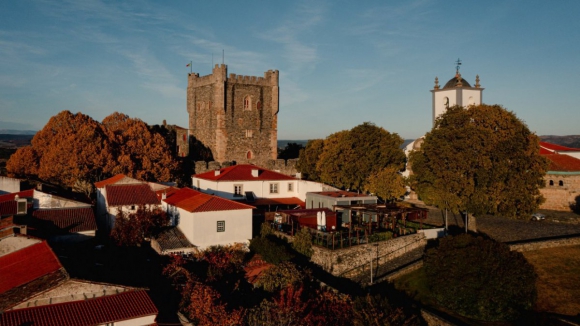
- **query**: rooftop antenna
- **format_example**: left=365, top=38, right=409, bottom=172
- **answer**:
left=455, top=58, right=462, bottom=74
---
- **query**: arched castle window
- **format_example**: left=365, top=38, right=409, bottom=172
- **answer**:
left=559, top=180, right=564, bottom=186
left=549, top=180, right=554, bottom=186
left=244, top=96, right=251, bottom=110
left=256, top=101, right=261, bottom=110
left=247, top=151, right=253, bottom=159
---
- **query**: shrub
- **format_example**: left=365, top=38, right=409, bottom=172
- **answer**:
left=424, top=233, right=537, bottom=321
left=292, top=227, right=314, bottom=258
left=249, top=236, right=293, bottom=265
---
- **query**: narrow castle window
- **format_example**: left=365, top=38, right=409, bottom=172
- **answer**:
left=245, top=130, right=253, bottom=138
left=549, top=180, right=554, bottom=186
left=247, top=151, right=253, bottom=159
left=559, top=180, right=564, bottom=186
left=244, top=96, right=251, bottom=110
left=256, top=101, right=261, bottom=110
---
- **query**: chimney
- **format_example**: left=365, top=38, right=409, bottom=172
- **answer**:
left=251, top=169, right=259, bottom=177
left=214, top=169, right=221, bottom=176
left=162, top=191, right=167, bottom=200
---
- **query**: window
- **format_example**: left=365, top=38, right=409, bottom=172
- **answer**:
left=130, top=205, right=135, bottom=210
left=245, top=130, right=253, bottom=138
left=244, top=96, right=251, bottom=110
left=559, top=180, right=564, bottom=186
left=549, top=180, right=554, bottom=186
left=217, top=221, right=225, bottom=232
left=234, top=184, right=243, bottom=197
left=17, top=201, right=26, bottom=214
left=288, top=183, right=293, bottom=192
left=247, top=151, right=253, bottom=159
left=256, top=101, right=261, bottom=110
left=183, top=134, right=186, bottom=141
left=269, top=183, right=279, bottom=194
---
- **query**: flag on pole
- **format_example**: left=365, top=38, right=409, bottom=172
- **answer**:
left=186, top=63, right=191, bottom=67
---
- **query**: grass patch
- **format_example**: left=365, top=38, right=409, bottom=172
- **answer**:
left=393, top=267, right=434, bottom=305
left=522, top=245, right=580, bottom=316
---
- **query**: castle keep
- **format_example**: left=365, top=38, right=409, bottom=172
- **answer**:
left=187, top=64, right=279, bottom=166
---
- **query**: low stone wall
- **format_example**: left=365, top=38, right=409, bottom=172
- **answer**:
left=509, top=235, right=580, bottom=252
left=309, top=233, right=427, bottom=276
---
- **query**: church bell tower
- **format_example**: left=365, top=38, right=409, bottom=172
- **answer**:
left=431, top=59, right=484, bottom=126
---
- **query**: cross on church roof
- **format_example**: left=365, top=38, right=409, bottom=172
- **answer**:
left=455, top=58, right=462, bottom=73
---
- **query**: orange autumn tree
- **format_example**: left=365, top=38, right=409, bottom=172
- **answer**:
left=7, top=110, right=179, bottom=195
left=7, top=111, right=113, bottom=195
left=102, top=112, right=178, bottom=182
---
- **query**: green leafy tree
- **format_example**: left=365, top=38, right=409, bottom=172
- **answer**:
left=292, top=227, right=314, bottom=258
left=410, top=104, right=548, bottom=218
left=249, top=236, right=294, bottom=265
left=278, top=142, right=305, bottom=160
left=297, top=139, right=324, bottom=181
left=315, top=122, right=405, bottom=191
left=424, top=234, right=537, bottom=321
left=364, top=166, right=407, bottom=203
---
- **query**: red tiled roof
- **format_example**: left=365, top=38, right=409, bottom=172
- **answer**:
left=155, top=186, right=180, bottom=201
left=0, top=190, right=34, bottom=203
left=105, top=184, right=160, bottom=206
left=252, top=197, right=305, bottom=207
left=0, top=290, right=158, bottom=326
left=0, top=242, right=63, bottom=295
left=540, top=141, right=580, bottom=152
left=94, top=174, right=129, bottom=188
left=542, top=153, right=580, bottom=172
left=194, top=164, right=296, bottom=181
left=164, top=188, right=254, bottom=213
left=31, top=208, right=97, bottom=233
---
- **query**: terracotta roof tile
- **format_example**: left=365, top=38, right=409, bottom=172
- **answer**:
left=0, top=242, right=63, bottom=294
left=244, top=197, right=305, bottom=208
left=31, top=208, right=97, bottom=233
left=105, top=184, right=160, bottom=206
left=94, top=174, right=129, bottom=188
left=194, top=164, right=296, bottom=181
left=0, top=290, right=158, bottom=326
left=540, top=141, right=580, bottom=152
left=164, top=188, right=254, bottom=213
left=0, top=190, right=34, bottom=203
left=542, top=153, right=580, bottom=172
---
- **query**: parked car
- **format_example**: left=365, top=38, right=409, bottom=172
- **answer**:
left=531, top=213, right=546, bottom=221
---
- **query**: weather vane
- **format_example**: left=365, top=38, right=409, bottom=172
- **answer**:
left=455, top=58, right=462, bottom=73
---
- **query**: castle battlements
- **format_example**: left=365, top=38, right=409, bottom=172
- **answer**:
left=188, top=64, right=278, bottom=87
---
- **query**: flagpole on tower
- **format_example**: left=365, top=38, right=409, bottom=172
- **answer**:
left=186, top=61, right=192, bottom=74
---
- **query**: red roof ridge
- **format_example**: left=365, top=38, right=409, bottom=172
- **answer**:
left=163, top=187, right=254, bottom=212
left=540, top=141, right=580, bottom=152
left=193, top=164, right=296, bottom=181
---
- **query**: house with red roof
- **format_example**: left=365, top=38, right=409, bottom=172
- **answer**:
left=539, top=142, right=580, bottom=211
left=95, top=174, right=164, bottom=231
left=0, top=236, right=159, bottom=325
left=160, top=187, right=254, bottom=250
left=192, top=164, right=337, bottom=209
left=0, top=187, right=96, bottom=242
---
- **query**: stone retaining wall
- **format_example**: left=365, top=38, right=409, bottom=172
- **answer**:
left=509, top=236, right=580, bottom=252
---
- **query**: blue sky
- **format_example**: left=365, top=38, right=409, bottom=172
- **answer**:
left=1, top=1, right=579, bottom=139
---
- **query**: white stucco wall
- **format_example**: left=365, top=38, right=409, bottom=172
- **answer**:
left=176, top=208, right=252, bottom=250
left=192, top=177, right=336, bottom=202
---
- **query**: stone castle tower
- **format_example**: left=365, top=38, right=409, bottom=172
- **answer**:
left=186, top=64, right=279, bottom=166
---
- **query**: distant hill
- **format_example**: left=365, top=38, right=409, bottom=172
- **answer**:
left=540, top=135, right=580, bottom=149
left=0, top=129, right=36, bottom=135
left=0, top=134, right=34, bottom=148
left=277, top=140, right=309, bottom=148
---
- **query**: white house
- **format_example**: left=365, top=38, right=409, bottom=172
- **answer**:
left=192, top=164, right=337, bottom=206
left=162, top=187, right=254, bottom=250
left=94, top=175, right=161, bottom=231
